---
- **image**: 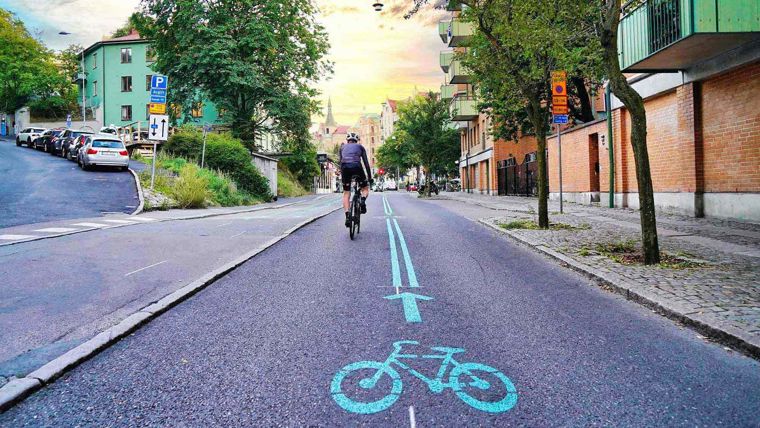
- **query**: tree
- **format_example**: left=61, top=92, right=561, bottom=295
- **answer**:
left=598, top=0, right=660, bottom=264
left=395, top=93, right=460, bottom=197
left=135, top=0, right=332, bottom=152
left=376, top=130, right=416, bottom=178
left=111, top=12, right=152, bottom=39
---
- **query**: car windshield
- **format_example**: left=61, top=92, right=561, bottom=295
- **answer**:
left=92, top=140, right=124, bottom=149
left=52, top=130, right=64, bottom=136
left=33, top=128, right=45, bottom=133
left=72, top=131, right=94, bottom=138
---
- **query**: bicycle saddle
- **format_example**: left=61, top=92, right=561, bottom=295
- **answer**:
left=431, top=346, right=465, bottom=354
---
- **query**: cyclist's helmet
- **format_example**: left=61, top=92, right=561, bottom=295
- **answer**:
left=346, top=132, right=360, bottom=143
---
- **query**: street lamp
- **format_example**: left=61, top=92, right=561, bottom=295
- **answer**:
left=372, top=2, right=384, bottom=11
left=58, top=31, right=86, bottom=127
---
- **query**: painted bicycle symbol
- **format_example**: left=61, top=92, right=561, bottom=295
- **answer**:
left=331, top=340, right=518, bottom=415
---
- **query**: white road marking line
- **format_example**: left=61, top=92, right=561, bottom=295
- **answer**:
left=409, top=406, right=417, bottom=428
left=230, top=231, right=247, bottom=238
left=124, top=260, right=168, bottom=277
left=215, top=222, right=232, bottom=228
left=0, top=234, right=37, bottom=240
left=33, top=227, right=78, bottom=233
left=71, top=222, right=109, bottom=228
left=103, top=219, right=136, bottom=224
left=128, top=217, right=157, bottom=222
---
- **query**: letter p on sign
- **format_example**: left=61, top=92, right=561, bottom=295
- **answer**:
left=151, top=75, right=168, bottom=90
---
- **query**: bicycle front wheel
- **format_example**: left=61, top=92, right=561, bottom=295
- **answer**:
left=331, top=361, right=402, bottom=415
left=450, top=362, right=518, bottom=413
left=349, top=200, right=356, bottom=240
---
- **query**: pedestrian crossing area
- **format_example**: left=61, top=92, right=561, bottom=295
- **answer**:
left=0, top=216, right=158, bottom=244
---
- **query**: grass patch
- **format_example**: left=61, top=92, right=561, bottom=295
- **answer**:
left=587, top=239, right=705, bottom=269
left=497, top=219, right=591, bottom=231
left=171, top=164, right=209, bottom=208
left=278, top=167, right=309, bottom=198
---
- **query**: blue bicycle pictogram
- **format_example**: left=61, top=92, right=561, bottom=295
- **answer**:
left=331, top=341, right=518, bottom=415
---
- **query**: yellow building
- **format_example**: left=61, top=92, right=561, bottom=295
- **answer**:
left=357, top=113, right=381, bottom=173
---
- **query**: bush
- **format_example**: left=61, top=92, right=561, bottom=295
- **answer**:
left=171, top=164, right=209, bottom=208
left=164, top=128, right=271, bottom=200
left=277, top=166, right=308, bottom=197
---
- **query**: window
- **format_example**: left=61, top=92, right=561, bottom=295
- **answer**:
left=92, top=140, right=125, bottom=149
left=93, top=81, right=97, bottom=96
left=120, top=48, right=132, bottom=63
left=93, top=53, right=97, bottom=68
left=146, top=75, right=152, bottom=91
left=121, top=76, right=132, bottom=92
left=191, top=102, right=204, bottom=118
left=121, top=105, right=132, bottom=121
left=146, top=47, right=156, bottom=62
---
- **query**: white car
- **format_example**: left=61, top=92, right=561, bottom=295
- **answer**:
left=78, top=135, right=130, bottom=171
left=384, top=180, right=398, bottom=191
left=16, top=127, right=46, bottom=147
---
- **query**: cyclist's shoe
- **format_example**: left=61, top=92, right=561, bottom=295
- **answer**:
left=360, top=197, right=367, bottom=214
left=345, top=212, right=351, bottom=227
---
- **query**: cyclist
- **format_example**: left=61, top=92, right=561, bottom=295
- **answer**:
left=339, top=132, right=373, bottom=227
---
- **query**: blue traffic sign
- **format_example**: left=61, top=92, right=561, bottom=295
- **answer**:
left=150, top=75, right=168, bottom=90
left=151, top=95, right=167, bottom=104
left=553, top=114, right=568, bottom=124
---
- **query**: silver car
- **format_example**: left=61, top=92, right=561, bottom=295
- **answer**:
left=78, top=135, right=130, bottom=171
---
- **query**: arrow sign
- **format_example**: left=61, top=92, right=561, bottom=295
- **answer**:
left=148, top=114, right=169, bottom=141
left=384, top=292, right=433, bottom=323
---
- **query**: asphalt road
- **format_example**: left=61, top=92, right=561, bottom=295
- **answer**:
left=0, top=138, right=139, bottom=228
left=2, top=193, right=759, bottom=426
left=0, top=195, right=340, bottom=383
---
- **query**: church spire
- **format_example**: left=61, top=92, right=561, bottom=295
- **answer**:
left=325, top=97, right=337, bottom=127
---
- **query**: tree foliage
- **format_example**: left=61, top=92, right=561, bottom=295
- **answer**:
left=134, top=0, right=332, bottom=153
left=0, top=9, right=76, bottom=116
left=395, top=93, right=460, bottom=196
left=376, top=130, right=416, bottom=177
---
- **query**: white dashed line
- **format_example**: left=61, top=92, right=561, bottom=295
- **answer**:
left=409, top=406, right=417, bottom=428
left=215, top=223, right=232, bottom=228
left=33, top=227, right=78, bottom=233
left=124, top=260, right=168, bottom=277
left=103, top=220, right=136, bottom=224
left=128, top=217, right=157, bottom=222
left=230, top=231, right=247, bottom=238
left=71, top=222, right=109, bottom=228
left=0, top=234, right=37, bottom=241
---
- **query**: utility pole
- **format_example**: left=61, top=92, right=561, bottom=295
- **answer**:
left=81, top=49, right=86, bottom=126
left=557, top=124, right=563, bottom=214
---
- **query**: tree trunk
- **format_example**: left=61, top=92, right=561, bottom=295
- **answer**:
left=527, top=100, right=549, bottom=229
left=600, top=0, right=660, bottom=264
left=571, top=76, right=595, bottom=123
left=424, top=166, right=432, bottom=197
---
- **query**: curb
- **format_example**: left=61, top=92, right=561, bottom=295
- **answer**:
left=128, top=167, right=145, bottom=216
left=477, top=219, right=760, bottom=361
left=0, top=204, right=341, bottom=413
left=0, top=197, right=324, bottom=248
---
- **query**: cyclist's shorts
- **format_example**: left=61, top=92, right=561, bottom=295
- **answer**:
left=341, top=163, right=368, bottom=191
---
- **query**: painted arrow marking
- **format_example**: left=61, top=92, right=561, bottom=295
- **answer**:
left=384, top=292, right=433, bottom=323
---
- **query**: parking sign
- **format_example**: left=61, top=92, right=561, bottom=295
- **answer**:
left=151, top=75, right=168, bottom=90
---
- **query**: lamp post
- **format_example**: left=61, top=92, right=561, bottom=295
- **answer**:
left=58, top=32, right=86, bottom=127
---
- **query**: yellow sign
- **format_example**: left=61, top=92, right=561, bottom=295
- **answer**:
left=552, top=105, right=569, bottom=115
left=553, top=96, right=568, bottom=106
left=149, top=103, right=167, bottom=115
left=552, top=71, right=567, bottom=96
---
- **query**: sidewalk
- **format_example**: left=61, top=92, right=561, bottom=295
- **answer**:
left=429, top=192, right=760, bottom=358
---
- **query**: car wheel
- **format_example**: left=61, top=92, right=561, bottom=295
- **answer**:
left=81, top=161, right=88, bottom=171
left=15, top=139, right=20, bottom=147
left=27, top=138, right=32, bottom=147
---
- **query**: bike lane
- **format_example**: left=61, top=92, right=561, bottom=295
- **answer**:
left=1, top=193, right=760, bottom=426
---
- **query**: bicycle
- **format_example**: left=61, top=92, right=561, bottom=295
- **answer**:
left=331, top=340, right=518, bottom=415
left=347, top=175, right=362, bottom=240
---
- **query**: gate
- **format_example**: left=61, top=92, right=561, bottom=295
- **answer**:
left=497, top=153, right=538, bottom=196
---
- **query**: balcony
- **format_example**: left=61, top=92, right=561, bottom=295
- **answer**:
left=441, top=84, right=456, bottom=100
left=439, top=20, right=449, bottom=44
left=618, top=0, right=760, bottom=72
left=75, top=72, right=87, bottom=82
left=450, top=96, right=478, bottom=121
left=448, top=18, right=474, bottom=47
left=440, top=51, right=454, bottom=72
left=448, top=60, right=471, bottom=84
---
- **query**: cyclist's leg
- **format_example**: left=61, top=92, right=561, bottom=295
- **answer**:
left=359, top=171, right=370, bottom=214
left=340, top=167, right=352, bottom=227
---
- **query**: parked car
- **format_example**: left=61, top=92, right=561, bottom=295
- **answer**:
left=16, top=127, right=46, bottom=147
left=384, top=179, right=398, bottom=191
left=34, top=129, right=65, bottom=152
left=66, top=134, right=90, bottom=161
left=407, top=183, right=418, bottom=192
left=57, top=129, right=94, bottom=157
left=78, top=135, right=130, bottom=171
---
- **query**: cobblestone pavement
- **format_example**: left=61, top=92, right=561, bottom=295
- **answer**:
left=424, top=192, right=760, bottom=356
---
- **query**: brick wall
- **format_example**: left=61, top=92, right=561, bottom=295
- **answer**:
left=547, top=121, right=606, bottom=192
left=701, top=61, right=760, bottom=193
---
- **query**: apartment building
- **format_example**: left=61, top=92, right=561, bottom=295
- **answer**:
left=380, top=99, right=399, bottom=143
left=358, top=113, right=382, bottom=172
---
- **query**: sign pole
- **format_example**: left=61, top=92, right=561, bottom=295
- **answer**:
left=557, top=124, right=563, bottom=214
left=151, top=142, right=157, bottom=190
left=201, top=127, right=208, bottom=169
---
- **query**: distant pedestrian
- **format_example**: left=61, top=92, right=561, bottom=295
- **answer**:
left=12, top=121, right=17, bottom=136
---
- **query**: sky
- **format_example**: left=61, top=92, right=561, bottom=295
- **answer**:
left=2, top=0, right=449, bottom=126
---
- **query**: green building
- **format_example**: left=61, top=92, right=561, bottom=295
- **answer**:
left=79, top=31, right=220, bottom=130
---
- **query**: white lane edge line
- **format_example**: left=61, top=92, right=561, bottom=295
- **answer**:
left=409, top=406, right=417, bottom=428
left=124, top=260, right=168, bottom=277
left=0, top=234, right=38, bottom=240
left=215, top=222, right=232, bottom=228
left=103, top=220, right=136, bottom=224
left=71, top=223, right=109, bottom=228
left=230, top=231, right=247, bottom=238
left=33, top=228, right=78, bottom=233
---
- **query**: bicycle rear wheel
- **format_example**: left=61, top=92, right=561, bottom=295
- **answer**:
left=354, top=195, right=361, bottom=234
left=349, top=200, right=357, bottom=240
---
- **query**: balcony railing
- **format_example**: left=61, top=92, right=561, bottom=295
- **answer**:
left=448, top=60, right=471, bottom=84
left=440, top=51, right=453, bottom=72
left=450, top=96, right=478, bottom=121
left=618, top=0, right=760, bottom=71
left=441, top=84, right=456, bottom=101
left=448, top=18, right=474, bottom=47
left=439, top=20, right=450, bottom=44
